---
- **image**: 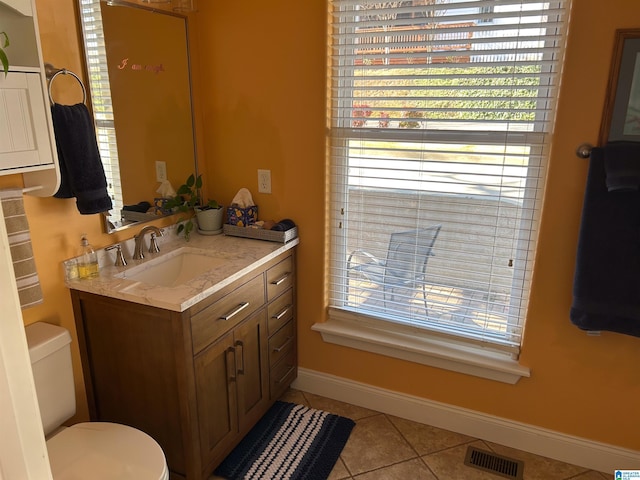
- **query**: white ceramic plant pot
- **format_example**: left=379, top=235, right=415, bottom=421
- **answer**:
left=195, top=206, right=224, bottom=235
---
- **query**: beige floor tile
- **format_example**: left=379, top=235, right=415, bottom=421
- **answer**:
left=353, top=458, right=437, bottom=480
left=340, top=414, right=417, bottom=475
left=302, top=391, right=380, bottom=421
left=388, top=414, right=476, bottom=455
left=484, top=441, right=588, bottom=480
left=328, top=457, right=352, bottom=480
left=423, top=440, right=511, bottom=480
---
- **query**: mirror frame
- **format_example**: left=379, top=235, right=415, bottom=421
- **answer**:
left=76, top=0, right=199, bottom=233
left=599, top=28, right=640, bottom=144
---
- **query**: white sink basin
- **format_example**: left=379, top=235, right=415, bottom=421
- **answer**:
left=118, top=248, right=228, bottom=287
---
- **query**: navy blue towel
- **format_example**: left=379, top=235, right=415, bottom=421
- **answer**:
left=51, top=103, right=112, bottom=214
left=603, top=141, right=640, bottom=191
left=570, top=145, right=640, bottom=337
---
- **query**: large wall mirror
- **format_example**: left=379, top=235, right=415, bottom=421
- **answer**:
left=78, top=0, right=197, bottom=233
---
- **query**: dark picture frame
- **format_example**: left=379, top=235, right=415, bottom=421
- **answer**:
left=600, top=28, right=640, bottom=145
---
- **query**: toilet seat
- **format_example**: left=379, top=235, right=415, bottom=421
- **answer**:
left=46, top=422, right=169, bottom=480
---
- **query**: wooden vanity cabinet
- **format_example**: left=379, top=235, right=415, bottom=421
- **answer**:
left=266, top=255, right=297, bottom=400
left=194, top=309, right=269, bottom=472
left=70, top=249, right=297, bottom=480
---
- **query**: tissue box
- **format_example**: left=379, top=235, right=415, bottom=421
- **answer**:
left=153, top=197, right=173, bottom=215
left=226, top=205, right=258, bottom=227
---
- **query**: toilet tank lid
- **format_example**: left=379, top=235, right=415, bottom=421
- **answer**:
left=25, top=322, right=72, bottom=364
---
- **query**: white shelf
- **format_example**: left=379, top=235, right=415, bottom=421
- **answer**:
left=0, top=0, right=60, bottom=195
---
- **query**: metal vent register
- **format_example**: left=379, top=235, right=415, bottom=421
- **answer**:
left=464, top=446, right=524, bottom=480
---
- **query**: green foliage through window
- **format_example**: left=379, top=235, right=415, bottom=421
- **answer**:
left=353, top=65, right=543, bottom=124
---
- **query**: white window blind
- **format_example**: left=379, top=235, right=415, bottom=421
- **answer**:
left=78, top=0, right=122, bottom=217
left=328, top=0, right=567, bottom=358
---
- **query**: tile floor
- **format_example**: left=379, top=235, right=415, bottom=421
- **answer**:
left=274, top=389, right=614, bottom=480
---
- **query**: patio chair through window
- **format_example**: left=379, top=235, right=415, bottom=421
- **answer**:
left=347, top=225, right=442, bottom=313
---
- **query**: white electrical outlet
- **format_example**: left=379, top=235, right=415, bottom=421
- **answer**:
left=258, top=169, right=271, bottom=194
left=155, top=161, right=167, bottom=182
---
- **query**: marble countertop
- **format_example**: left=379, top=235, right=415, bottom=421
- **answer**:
left=65, top=227, right=299, bottom=312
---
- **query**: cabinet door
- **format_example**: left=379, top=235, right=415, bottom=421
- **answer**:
left=235, top=310, right=269, bottom=433
left=0, top=72, right=54, bottom=171
left=195, top=332, right=238, bottom=468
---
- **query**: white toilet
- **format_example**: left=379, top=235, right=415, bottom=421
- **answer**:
left=25, top=321, right=169, bottom=480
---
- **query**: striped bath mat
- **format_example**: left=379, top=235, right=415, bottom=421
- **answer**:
left=0, top=189, right=43, bottom=309
left=215, top=401, right=355, bottom=480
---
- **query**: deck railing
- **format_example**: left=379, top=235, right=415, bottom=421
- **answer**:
left=354, top=22, right=475, bottom=65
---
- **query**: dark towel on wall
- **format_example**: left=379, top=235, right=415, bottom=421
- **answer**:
left=570, top=144, right=640, bottom=337
left=603, top=141, right=640, bottom=191
left=51, top=103, right=112, bottom=214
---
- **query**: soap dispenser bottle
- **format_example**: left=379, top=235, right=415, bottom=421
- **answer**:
left=78, top=234, right=99, bottom=279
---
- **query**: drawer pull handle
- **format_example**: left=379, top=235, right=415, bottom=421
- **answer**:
left=235, top=340, right=245, bottom=375
left=270, top=273, right=290, bottom=286
left=273, top=337, right=292, bottom=353
left=220, top=302, right=249, bottom=321
left=271, top=305, right=292, bottom=321
left=226, top=347, right=236, bottom=382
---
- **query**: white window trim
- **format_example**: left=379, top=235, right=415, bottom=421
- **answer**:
left=324, top=1, right=568, bottom=376
left=314, top=307, right=531, bottom=384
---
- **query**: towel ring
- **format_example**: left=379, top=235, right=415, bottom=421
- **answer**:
left=45, top=63, right=87, bottom=105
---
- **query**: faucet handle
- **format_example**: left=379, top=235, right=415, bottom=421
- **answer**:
left=106, top=244, right=127, bottom=267
left=149, top=233, right=161, bottom=254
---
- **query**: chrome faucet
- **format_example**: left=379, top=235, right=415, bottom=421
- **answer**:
left=105, top=244, right=127, bottom=267
left=133, top=226, right=164, bottom=260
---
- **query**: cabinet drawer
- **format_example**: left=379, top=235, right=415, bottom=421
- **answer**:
left=266, top=256, right=294, bottom=302
left=270, top=349, right=297, bottom=400
left=191, top=275, right=265, bottom=354
left=269, top=320, right=295, bottom=367
left=267, top=289, right=294, bottom=335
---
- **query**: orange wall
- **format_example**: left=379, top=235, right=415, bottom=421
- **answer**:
left=12, top=0, right=639, bottom=451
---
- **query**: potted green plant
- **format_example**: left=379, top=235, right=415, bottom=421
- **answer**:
left=1, top=32, right=9, bottom=77
left=165, top=173, right=223, bottom=240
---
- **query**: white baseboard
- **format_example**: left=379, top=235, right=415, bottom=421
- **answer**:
left=292, top=367, right=640, bottom=474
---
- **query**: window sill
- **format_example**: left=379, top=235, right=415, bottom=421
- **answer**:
left=313, top=308, right=530, bottom=384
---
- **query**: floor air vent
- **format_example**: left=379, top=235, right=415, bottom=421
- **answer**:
left=464, top=446, right=524, bottom=480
